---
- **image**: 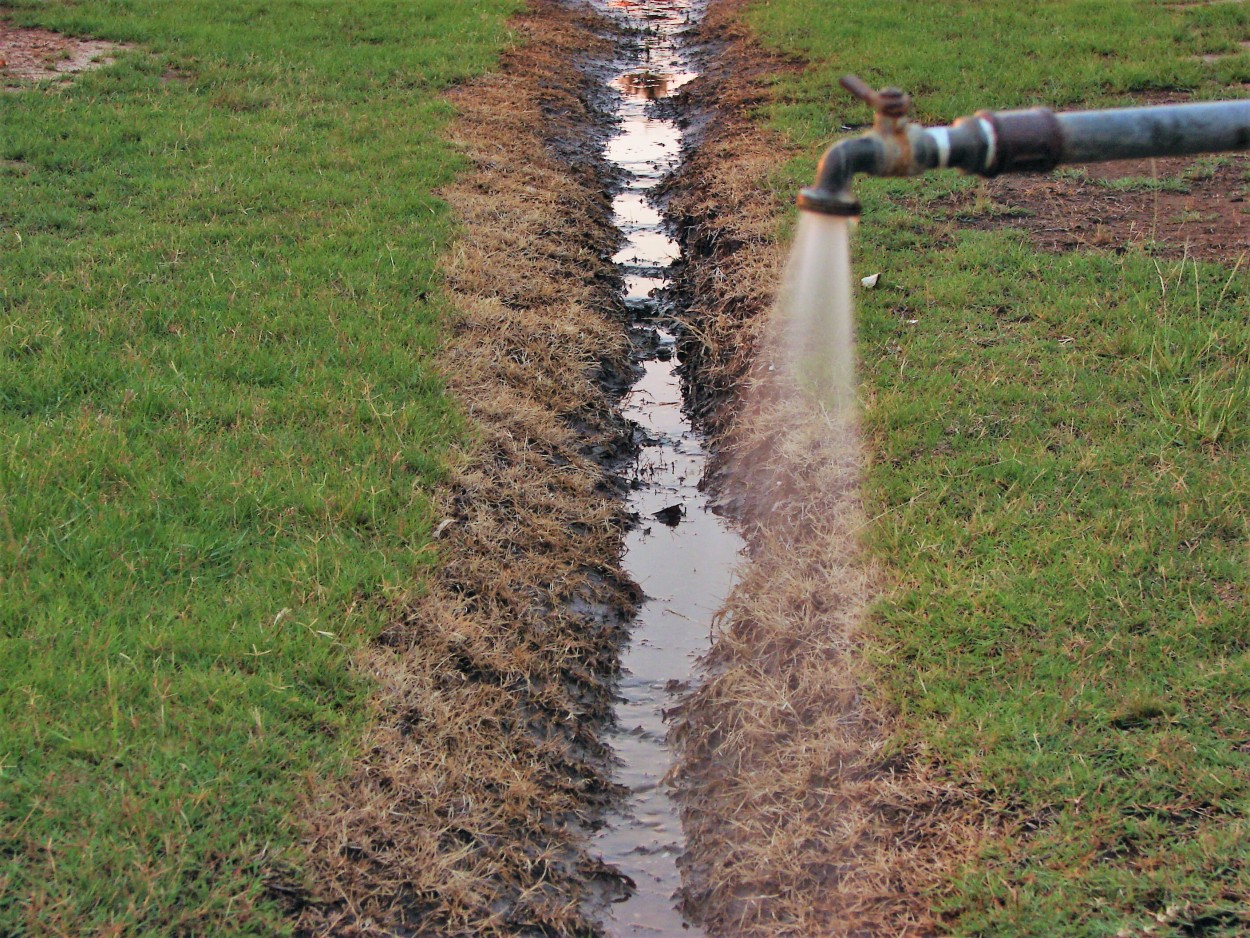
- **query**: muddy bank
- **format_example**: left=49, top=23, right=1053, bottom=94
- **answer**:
left=294, top=4, right=636, bottom=934
left=663, top=4, right=974, bottom=935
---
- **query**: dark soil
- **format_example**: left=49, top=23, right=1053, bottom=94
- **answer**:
left=930, top=154, right=1250, bottom=261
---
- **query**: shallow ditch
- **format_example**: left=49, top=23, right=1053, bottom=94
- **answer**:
left=586, top=0, right=747, bottom=934
left=289, top=0, right=791, bottom=932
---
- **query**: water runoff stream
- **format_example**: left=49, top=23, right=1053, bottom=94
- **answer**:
left=588, top=1, right=746, bottom=935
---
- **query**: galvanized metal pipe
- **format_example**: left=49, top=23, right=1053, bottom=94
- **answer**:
left=1055, top=100, right=1250, bottom=164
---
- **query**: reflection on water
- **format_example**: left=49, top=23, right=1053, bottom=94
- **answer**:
left=614, top=69, right=696, bottom=100
left=588, top=1, right=739, bottom=937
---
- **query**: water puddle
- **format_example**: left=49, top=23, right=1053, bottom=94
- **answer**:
left=588, top=1, right=746, bottom=935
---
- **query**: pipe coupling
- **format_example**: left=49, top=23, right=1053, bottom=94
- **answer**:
left=972, top=107, right=1064, bottom=176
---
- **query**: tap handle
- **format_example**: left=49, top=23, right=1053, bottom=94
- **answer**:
left=839, top=75, right=879, bottom=107
left=840, top=74, right=911, bottom=119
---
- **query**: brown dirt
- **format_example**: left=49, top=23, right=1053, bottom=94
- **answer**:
left=292, top=4, right=636, bottom=935
left=663, top=4, right=977, bottom=936
left=0, top=24, right=122, bottom=88
left=930, top=154, right=1250, bottom=262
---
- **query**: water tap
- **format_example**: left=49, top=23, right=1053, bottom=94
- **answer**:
left=798, top=74, right=1250, bottom=217
left=797, top=75, right=935, bottom=215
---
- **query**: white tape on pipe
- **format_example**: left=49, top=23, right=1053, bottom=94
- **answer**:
left=928, top=127, right=952, bottom=169
left=978, top=117, right=998, bottom=173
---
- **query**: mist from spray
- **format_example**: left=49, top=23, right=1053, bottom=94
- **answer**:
left=779, top=212, right=858, bottom=416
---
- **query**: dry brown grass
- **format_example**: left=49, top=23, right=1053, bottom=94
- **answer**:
left=294, top=4, right=636, bottom=934
left=667, top=5, right=985, bottom=935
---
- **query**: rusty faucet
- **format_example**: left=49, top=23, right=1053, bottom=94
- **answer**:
left=798, top=75, right=1250, bottom=216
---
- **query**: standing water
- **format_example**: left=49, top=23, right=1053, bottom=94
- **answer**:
left=589, top=0, right=746, bottom=935
left=779, top=212, right=858, bottom=414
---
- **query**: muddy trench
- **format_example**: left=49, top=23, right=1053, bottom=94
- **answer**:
left=584, top=2, right=747, bottom=935
left=292, top=0, right=751, bottom=933
left=294, top=1, right=905, bottom=935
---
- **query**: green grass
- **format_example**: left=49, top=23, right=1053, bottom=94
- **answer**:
left=0, top=0, right=520, bottom=933
left=751, top=0, right=1250, bottom=149
left=747, top=1, right=1250, bottom=934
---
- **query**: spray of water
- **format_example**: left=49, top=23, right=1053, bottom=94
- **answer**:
left=779, top=212, right=858, bottom=416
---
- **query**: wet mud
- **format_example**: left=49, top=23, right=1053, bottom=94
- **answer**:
left=586, top=3, right=748, bottom=935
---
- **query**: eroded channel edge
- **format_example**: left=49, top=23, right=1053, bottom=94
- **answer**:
left=295, top=4, right=641, bottom=934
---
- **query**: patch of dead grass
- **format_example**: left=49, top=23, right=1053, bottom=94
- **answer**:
left=665, top=4, right=985, bottom=935
left=293, top=4, right=635, bottom=935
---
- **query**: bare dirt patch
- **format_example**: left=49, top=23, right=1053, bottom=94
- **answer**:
left=0, top=24, right=121, bottom=88
left=291, top=4, right=638, bottom=935
left=931, top=154, right=1250, bottom=262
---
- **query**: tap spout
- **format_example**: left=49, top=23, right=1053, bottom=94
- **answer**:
left=796, top=135, right=885, bottom=216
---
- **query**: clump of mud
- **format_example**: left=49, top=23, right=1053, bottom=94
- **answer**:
left=1, top=24, right=121, bottom=88
left=293, top=4, right=636, bottom=935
